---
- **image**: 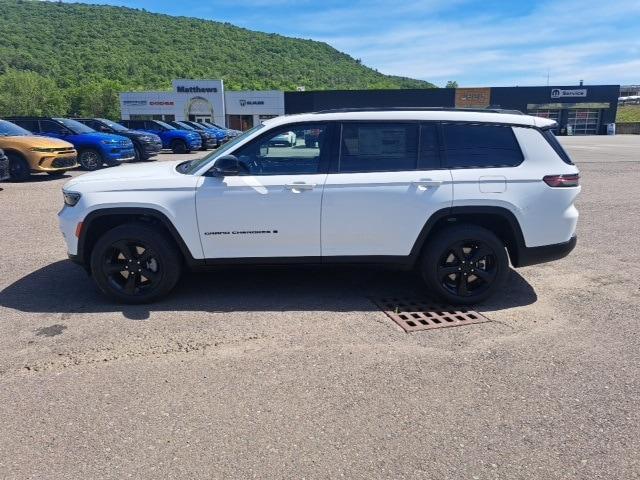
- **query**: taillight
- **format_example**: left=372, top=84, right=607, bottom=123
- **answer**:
left=543, top=174, right=580, bottom=187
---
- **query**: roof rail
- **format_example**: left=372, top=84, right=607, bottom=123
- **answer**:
left=312, top=107, right=524, bottom=115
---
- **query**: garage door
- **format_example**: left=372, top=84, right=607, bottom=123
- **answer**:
left=568, top=109, right=600, bottom=135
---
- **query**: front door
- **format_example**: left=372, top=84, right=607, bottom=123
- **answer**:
left=195, top=123, right=331, bottom=259
left=321, top=122, right=453, bottom=257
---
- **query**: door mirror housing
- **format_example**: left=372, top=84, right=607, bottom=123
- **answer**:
left=209, top=155, right=241, bottom=177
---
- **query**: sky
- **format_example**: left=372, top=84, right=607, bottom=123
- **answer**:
left=62, top=0, right=640, bottom=87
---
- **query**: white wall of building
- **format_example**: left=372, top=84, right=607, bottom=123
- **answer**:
left=120, top=80, right=284, bottom=129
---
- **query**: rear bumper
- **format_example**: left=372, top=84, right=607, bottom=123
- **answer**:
left=516, top=235, right=577, bottom=267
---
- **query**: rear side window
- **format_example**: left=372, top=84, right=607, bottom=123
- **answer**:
left=339, top=123, right=418, bottom=173
left=541, top=128, right=574, bottom=165
left=39, top=120, right=67, bottom=134
left=442, top=123, right=523, bottom=168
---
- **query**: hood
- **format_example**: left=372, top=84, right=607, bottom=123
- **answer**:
left=74, top=131, right=132, bottom=143
left=2, top=135, right=75, bottom=149
left=63, top=160, right=202, bottom=197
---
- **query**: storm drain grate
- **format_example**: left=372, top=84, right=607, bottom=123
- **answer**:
left=371, top=297, right=491, bottom=332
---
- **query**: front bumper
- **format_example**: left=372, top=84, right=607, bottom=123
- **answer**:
left=140, top=141, right=163, bottom=158
left=30, top=151, right=78, bottom=172
left=188, top=140, right=202, bottom=150
left=516, top=235, right=577, bottom=267
left=105, top=147, right=136, bottom=163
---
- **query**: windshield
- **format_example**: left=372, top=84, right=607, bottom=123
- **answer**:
left=99, top=119, right=129, bottom=132
left=154, top=120, right=175, bottom=130
left=0, top=119, right=32, bottom=136
left=55, top=118, right=95, bottom=134
left=174, top=122, right=195, bottom=130
left=178, top=124, right=265, bottom=175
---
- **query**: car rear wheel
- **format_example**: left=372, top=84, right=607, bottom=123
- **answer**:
left=78, top=149, right=102, bottom=171
left=7, top=153, right=30, bottom=181
left=90, top=223, right=182, bottom=304
left=171, top=139, right=187, bottom=154
left=420, top=224, right=509, bottom=305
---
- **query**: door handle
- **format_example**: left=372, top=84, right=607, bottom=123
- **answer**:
left=412, top=179, right=442, bottom=189
left=285, top=182, right=316, bottom=192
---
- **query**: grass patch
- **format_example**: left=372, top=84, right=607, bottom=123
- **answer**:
left=617, top=105, right=640, bottom=123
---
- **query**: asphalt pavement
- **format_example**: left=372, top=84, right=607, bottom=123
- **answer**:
left=0, top=138, right=638, bottom=479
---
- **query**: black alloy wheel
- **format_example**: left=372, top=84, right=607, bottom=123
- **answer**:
left=90, top=223, right=182, bottom=304
left=421, top=225, right=508, bottom=305
left=79, top=149, right=102, bottom=171
left=102, top=240, right=161, bottom=297
left=172, top=139, right=187, bottom=154
left=7, top=153, right=30, bottom=181
left=436, top=240, right=498, bottom=298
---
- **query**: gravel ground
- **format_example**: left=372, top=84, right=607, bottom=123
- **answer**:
left=0, top=138, right=639, bottom=479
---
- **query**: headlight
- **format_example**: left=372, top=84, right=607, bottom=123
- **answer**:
left=63, top=191, right=81, bottom=207
left=100, top=139, right=118, bottom=145
left=139, top=135, right=153, bottom=142
left=31, top=147, right=56, bottom=152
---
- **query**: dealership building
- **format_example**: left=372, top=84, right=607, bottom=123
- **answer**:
left=121, top=80, right=619, bottom=135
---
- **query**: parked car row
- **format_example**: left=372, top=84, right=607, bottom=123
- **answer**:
left=0, top=116, right=236, bottom=182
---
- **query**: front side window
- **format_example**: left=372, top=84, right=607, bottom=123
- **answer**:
left=442, top=123, right=523, bottom=168
left=339, top=123, right=418, bottom=173
left=233, top=123, right=328, bottom=176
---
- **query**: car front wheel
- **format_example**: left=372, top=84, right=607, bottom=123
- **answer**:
left=420, top=224, right=509, bottom=305
left=78, top=149, right=103, bottom=171
left=90, top=223, right=183, bottom=304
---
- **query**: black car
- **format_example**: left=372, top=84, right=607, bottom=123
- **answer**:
left=75, top=118, right=163, bottom=162
left=167, top=121, right=217, bottom=151
left=0, top=149, right=8, bottom=182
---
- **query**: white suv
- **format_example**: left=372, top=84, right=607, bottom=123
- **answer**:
left=59, top=109, right=580, bottom=304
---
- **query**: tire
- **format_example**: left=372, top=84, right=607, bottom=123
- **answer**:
left=89, top=223, right=183, bottom=304
left=7, top=152, right=30, bottom=181
left=171, top=139, right=187, bottom=154
left=420, top=224, right=509, bottom=305
left=78, top=149, right=103, bottom=171
left=133, top=145, right=142, bottom=162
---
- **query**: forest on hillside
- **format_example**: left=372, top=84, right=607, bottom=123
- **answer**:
left=0, top=0, right=434, bottom=118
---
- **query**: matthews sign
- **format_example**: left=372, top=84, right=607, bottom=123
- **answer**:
left=176, top=85, right=218, bottom=93
left=551, top=88, right=587, bottom=98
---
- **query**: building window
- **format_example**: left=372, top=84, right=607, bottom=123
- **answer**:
left=227, top=115, right=254, bottom=131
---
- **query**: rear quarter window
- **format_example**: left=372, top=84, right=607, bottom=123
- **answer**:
left=442, top=123, right=524, bottom=168
left=541, top=128, right=574, bottom=165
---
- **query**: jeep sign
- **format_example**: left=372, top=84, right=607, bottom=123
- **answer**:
left=551, top=88, right=587, bottom=98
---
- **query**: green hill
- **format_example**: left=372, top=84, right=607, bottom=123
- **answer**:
left=0, top=0, right=435, bottom=118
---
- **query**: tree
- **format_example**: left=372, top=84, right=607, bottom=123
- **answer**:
left=67, top=80, right=123, bottom=119
left=0, top=69, right=68, bottom=116
left=445, top=80, right=459, bottom=88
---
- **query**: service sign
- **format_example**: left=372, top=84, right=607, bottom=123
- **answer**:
left=551, top=88, right=587, bottom=98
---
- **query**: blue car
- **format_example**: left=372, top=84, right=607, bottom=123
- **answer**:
left=120, top=120, right=202, bottom=154
left=6, top=117, right=135, bottom=171
left=182, top=121, right=228, bottom=144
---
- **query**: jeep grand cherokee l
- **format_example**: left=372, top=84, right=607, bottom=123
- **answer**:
left=0, top=119, right=77, bottom=181
left=75, top=118, right=162, bottom=162
left=59, top=109, right=579, bottom=304
left=6, top=117, right=133, bottom=171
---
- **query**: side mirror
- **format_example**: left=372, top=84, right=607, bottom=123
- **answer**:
left=209, top=155, right=242, bottom=177
left=99, top=125, right=111, bottom=133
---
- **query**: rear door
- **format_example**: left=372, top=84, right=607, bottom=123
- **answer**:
left=321, top=122, right=453, bottom=257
